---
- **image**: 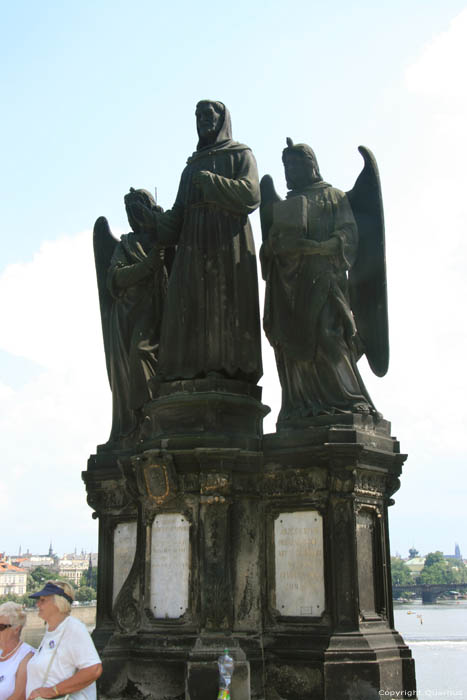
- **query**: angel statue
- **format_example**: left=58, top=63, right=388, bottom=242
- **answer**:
left=259, top=139, right=388, bottom=426
left=93, top=188, right=173, bottom=447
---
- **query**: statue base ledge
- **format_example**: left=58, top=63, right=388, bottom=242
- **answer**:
left=141, top=377, right=270, bottom=451
left=265, top=413, right=400, bottom=456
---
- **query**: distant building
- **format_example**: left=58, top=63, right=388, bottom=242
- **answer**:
left=17, top=555, right=57, bottom=570
left=0, top=561, right=28, bottom=596
left=405, top=556, right=425, bottom=577
left=5, top=549, right=98, bottom=586
left=445, top=543, right=463, bottom=561
left=58, top=555, right=91, bottom=586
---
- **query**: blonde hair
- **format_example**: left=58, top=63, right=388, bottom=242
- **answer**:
left=47, top=580, right=75, bottom=615
left=0, top=601, right=27, bottom=628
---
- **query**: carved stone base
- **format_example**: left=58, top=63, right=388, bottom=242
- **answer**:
left=261, top=417, right=415, bottom=699
left=323, top=629, right=416, bottom=699
left=83, top=413, right=415, bottom=700
left=142, top=377, right=270, bottom=450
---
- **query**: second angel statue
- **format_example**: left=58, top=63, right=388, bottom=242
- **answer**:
left=260, top=139, right=389, bottom=426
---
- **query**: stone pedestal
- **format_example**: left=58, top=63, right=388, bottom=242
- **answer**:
left=83, top=399, right=415, bottom=700
left=261, top=416, right=415, bottom=699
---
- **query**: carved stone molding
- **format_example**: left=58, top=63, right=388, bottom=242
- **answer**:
left=84, top=477, right=131, bottom=517
left=329, top=469, right=356, bottom=494
left=200, top=470, right=231, bottom=496
left=120, top=450, right=178, bottom=509
left=355, top=470, right=387, bottom=498
left=263, top=467, right=327, bottom=497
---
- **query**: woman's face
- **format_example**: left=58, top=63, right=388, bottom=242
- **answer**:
left=37, top=595, right=59, bottom=621
left=0, top=615, right=14, bottom=647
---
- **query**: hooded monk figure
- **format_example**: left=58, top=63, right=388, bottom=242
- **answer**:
left=132, top=100, right=263, bottom=385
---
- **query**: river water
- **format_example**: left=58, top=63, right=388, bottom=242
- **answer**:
left=395, top=601, right=467, bottom=697
left=21, top=604, right=465, bottom=696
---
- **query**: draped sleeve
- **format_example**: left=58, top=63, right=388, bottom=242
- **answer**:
left=107, top=235, right=152, bottom=298
left=152, top=169, right=188, bottom=245
left=200, top=150, right=260, bottom=215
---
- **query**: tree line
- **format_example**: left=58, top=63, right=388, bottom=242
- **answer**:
left=0, top=565, right=97, bottom=606
left=392, top=551, right=467, bottom=594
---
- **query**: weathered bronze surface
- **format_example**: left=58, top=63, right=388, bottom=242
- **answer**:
left=84, top=117, right=415, bottom=699
left=260, top=140, right=388, bottom=428
left=83, top=416, right=415, bottom=699
left=93, top=188, right=171, bottom=447
left=130, top=100, right=263, bottom=386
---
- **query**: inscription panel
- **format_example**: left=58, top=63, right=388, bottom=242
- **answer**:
left=113, top=521, right=137, bottom=603
left=150, top=513, right=190, bottom=618
left=356, top=510, right=376, bottom=614
left=274, top=511, right=325, bottom=616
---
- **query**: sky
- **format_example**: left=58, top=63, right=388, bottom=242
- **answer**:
left=1, top=0, right=466, bottom=559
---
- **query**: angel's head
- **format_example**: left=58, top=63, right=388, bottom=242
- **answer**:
left=282, top=138, right=322, bottom=190
left=124, top=188, right=156, bottom=233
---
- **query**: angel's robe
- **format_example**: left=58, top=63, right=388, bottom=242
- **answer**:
left=151, top=117, right=262, bottom=383
left=106, top=234, right=167, bottom=440
left=262, top=182, right=374, bottom=421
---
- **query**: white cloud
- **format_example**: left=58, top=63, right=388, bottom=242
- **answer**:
left=0, top=232, right=103, bottom=370
left=0, top=231, right=112, bottom=554
left=382, top=10, right=467, bottom=555
left=406, top=8, right=467, bottom=104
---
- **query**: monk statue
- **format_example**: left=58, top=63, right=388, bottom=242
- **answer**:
left=93, top=188, right=172, bottom=446
left=260, top=139, right=389, bottom=426
left=129, top=100, right=263, bottom=385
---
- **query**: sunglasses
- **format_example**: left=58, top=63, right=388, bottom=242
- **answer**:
left=0, top=624, right=12, bottom=631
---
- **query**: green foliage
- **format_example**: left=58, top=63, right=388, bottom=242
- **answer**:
left=0, top=592, right=22, bottom=604
left=75, top=586, right=96, bottom=602
left=80, top=567, right=97, bottom=590
left=391, top=557, right=413, bottom=586
left=448, top=558, right=467, bottom=584
left=27, top=566, right=57, bottom=590
left=417, top=551, right=467, bottom=585
left=27, top=567, right=72, bottom=592
left=424, top=551, right=444, bottom=568
left=0, top=592, right=32, bottom=606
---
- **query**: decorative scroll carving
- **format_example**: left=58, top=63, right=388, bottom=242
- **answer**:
left=113, top=562, right=141, bottom=634
left=200, top=471, right=231, bottom=496
left=120, top=450, right=178, bottom=509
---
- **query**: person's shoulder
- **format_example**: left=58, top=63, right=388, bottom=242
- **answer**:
left=20, top=642, right=35, bottom=656
left=65, top=615, right=89, bottom=634
left=67, top=615, right=84, bottom=626
left=63, top=616, right=95, bottom=647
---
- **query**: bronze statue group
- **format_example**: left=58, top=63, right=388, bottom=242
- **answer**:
left=94, top=100, right=388, bottom=446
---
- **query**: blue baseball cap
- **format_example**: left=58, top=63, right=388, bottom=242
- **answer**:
left=29, top=582, right=74, bottom=604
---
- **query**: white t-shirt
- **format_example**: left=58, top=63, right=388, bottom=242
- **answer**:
left=0, top=642, right=35, bottom=700
left=26, top=617, right=100, bottom=700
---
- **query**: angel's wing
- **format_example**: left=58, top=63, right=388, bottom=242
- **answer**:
left=93, top=216, right=119, bottom=385
left=347, top=146, right=389, bottom=377
left=259, top=174, right=282, bottom=242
